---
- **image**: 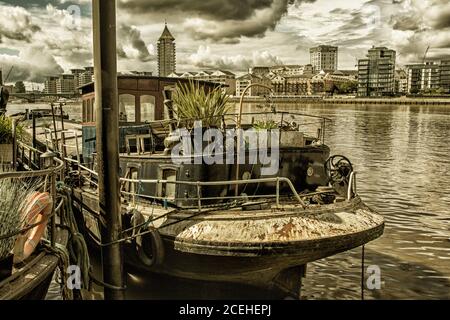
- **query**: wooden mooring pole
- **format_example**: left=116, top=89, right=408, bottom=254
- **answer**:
left=92, top=0, right=125, bottom=300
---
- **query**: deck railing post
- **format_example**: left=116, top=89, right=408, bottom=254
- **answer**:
left=276, top=177, right=280, bottom=208
left=196, top=182, right=201, bottom=212
left=12, top=119, right=17, bottom=169
left=50, top=171, right=57, bottom=247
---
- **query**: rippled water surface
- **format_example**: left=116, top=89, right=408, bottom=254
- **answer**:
left=10, top=102, right=449, bottom=299
left=271, top=103, right=450, bottom=299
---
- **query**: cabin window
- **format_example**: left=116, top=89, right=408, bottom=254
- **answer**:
left=160, top=169, right=177, bottom=200
left=140, top=95, right=155, bottom=122
left=119, top=94, right=136, bottom=122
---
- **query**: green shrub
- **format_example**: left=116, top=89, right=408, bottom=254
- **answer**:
left=0, top=116, right=23, bottom=144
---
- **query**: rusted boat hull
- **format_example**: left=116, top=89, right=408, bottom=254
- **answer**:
left=0, top=226, right=68, bottom=300
left=72, top=188, right=384, bottom=293
left=124, top=223, right=382, bottom=288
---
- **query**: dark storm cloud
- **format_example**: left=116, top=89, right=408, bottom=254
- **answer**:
left=119, top=0, right=274, bottom=21
left=118, top=24, right=154, bottom=62
left=0, top=6, right=41, bottom=43
left=0, top=46, right=64, bottom=82
left=430, top=10, right=450, bottom=29
left=119, top=0, right=316, bottom=42
left=185, top=0, right=291, bottom=42
left=390, top=15, right=422, bottom=31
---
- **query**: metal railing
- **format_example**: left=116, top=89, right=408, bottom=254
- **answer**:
left=0, top=157, right=65, bottom=247
left=347, top=171, right=358, bottom=201
left=119, top=176, right=307, bottom=210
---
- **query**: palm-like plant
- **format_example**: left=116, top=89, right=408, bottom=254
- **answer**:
left=172, top=80, right=230, bottom=128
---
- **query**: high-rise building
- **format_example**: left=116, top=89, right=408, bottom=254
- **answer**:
left=439, top=60, right=450, bottom=93
left=157, top=23, right=176, bottom=77
left=56, top=74, right=76, bottom=94
left=406, top=62, right=440, bottom=93
left=80, top=66, right=94, bottom=86
left=310, top=45, right=338, bottom=73
left=358, top=46, right=396, bottom=97
left=71, top=68, right=85, bottom=88
left=395, top=69, right=408, bottom=94
left=44, top=76, right=59, bottom=94
left=405, top=60, right=450, bottom=94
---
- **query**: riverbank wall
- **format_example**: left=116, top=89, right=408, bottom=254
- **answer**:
left=228, top=96, right=450, bottom=105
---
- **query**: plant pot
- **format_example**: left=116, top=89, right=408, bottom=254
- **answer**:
left=0, top=253, right=13, bottom=282
left=280, top=131, right=304, bottom=148
left=0, top=143, right=13, bottom=163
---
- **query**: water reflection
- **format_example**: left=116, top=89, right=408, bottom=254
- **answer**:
left=43, top=102, right=450, bottom=299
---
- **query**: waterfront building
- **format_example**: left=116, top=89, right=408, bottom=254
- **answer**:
left=79, top=66, right=94, bottom=87
left=44, top=76, right=58, bottom=94
left=406, top=62, right=442, bottom=94
left=120, top=71, right=153, bottom=77
left=269, top=64, right=314, bottom=77
left=310, top=45, right=338, bottom=73
left=441, top=60, right=450, bottom=93
left=168, top=69, right=236, bottom=95
left=71, top=68, right=85, bottom=88
left=249, top=67, right=271, bottom=77
left=271, top=75, right=313, bottom=95
left=56, top=74, right=76, bottom=94
left=395, top=69, right=408, bottom=94
left=357, top=46, right=396, bottom=97
left=236, top=73, right=271, bottom=97
left=157, top=23, right=176, bottom=77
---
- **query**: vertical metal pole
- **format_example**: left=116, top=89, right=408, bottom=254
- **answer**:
left=59, top=103, right=67, bottom=160
left=32, top=112, right=37, bottom=167
left=51, top=173, right=56, bottom=247
left=50, top=103, right=58, bottom=152
left=361, top=245, right=365, bottom=300
left=92, top=0, right=125, bottom=300
left=12, top=119, right=17, bottom=169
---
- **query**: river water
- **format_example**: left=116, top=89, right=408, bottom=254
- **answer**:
left=8, top=102, right=450, bottom=300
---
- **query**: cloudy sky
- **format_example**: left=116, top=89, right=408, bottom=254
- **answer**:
left=0, top=0, right=449, bottom=85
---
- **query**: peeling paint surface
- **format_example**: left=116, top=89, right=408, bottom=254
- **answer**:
left=175, top=208, right=384, bottom=243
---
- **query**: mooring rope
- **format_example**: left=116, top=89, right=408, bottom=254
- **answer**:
left=361, top=244, right=365, bottom=300
left=56, top=182, right=91, bottom=295
left=42, top=240, right=73, bottom=300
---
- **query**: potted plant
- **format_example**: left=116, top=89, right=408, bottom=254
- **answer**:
left=166, top=81, right=230, bottom=154
left=253, top=119, right=304, bottom=148
left=172, top=80, right=230, bottom=130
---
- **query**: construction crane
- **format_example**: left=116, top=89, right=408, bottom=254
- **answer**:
left=4, top=66, right=14, bottom=83
left=422, top=46, right=430, bottom=64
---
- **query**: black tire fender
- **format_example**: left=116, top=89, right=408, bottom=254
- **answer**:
left=136, top=226, right=165, bottom=268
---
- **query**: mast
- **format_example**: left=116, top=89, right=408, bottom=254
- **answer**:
left=92, top=0, right=125, bottom=300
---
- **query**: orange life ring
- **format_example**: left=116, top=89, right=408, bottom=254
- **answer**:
left=13, top=192, right=53, bottom=264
